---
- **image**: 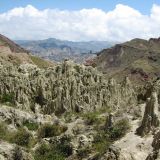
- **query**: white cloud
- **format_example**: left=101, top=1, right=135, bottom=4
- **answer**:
left=0, top=4, right=160, bottom=41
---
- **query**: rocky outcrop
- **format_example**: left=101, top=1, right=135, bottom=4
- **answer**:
left=0, top=60, right=136, bottom=115
left=136, top=92, right=160, bottom=136
left=93, top=38, right=160, bottom=83
left=100, top=146, right=122, bottom=160
left=0, top=105, right=55, bottom=128
left=146, top=130, right=160, bottom=160
left=0, top=142, right=33, bottom=160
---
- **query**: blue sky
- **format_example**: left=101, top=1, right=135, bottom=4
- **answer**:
left=0, top=0, right=159, bottom=14
left=0, top=0, right=160, bottom=41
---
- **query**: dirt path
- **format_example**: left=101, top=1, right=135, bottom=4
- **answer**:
left=114, top=116, right=153, bottom=160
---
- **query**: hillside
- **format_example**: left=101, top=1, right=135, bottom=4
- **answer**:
left=16, top=38, right=115, bottom=63
left=92, top=38, right=160, bottom=83
left=0, top=34, right=29, bottom=53
left=0, top=34, right=54, bottom=68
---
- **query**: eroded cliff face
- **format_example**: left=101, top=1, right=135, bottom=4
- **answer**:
left=0, top=60, right=136, bottom=115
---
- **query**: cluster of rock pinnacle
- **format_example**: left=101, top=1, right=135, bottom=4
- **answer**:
left=0, top=60, right=136, bottom=115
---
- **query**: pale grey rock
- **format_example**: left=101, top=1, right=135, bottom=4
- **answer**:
left=137, top=92, right=160, bottom=136
left=0, top=61, right=137, bottom=115
left=146, top=130, right=160, bottom=160
left=0, top=105, right=55, bottom=128
left=0, top=142, right=34, bottom=160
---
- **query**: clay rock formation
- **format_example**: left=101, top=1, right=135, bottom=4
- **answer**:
left=146, top=130, right=160, bottom=160
left=100, top=146, right=122, bottom=160
left=0, top=60, right=136, bottom=115
left=0, top=142, right=33, bottom=160
left=0, top=105, right=55, bottom=128
left=136, top=92, right=160, bottom=136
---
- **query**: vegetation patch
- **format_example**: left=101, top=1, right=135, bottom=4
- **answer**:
left=0, top=122, right=9, bottom=141
left=108, top=119, right=130, bottom=140
left=83, top=112, right=100, bottom=125
left=82, top=108, right=110, bottom=125
left=132, top=59, right=155, bottom=73
left=92, top=118, right=130, bottom=156
left=93, top=131, right=111, bottom=155
left=11, top=128, right=33, bottom=147
left=0, top=122, right=33, bottom=148
left=23, top=120, right=39, bottom=131
left=30, top=55, right=52, bottom=68
left=38, top=123, right=68, bottom=139
left=63, top=107, right=111, bottom=124
left=77, top=147, right=91, bottom=158
left=0, top=92, right=15, bottom=105
left=34, top=137, right=72, bottom=160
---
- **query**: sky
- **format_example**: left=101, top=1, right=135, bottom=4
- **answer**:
left=0, top=0, right=159, bottom=14
left=0, top=0, right=160, bottom=41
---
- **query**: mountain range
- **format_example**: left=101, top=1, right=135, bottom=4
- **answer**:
left=16, top=38, right=116, bottom=63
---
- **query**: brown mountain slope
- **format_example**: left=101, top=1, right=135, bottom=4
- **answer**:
left=92, top=38, right=160, bottom=83
left=0, top=34, right=29, bottom=53
left=0, top=34, right=54, bottom=68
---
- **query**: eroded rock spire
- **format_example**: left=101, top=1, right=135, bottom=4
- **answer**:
left=136, top=92, right=160, bottom=136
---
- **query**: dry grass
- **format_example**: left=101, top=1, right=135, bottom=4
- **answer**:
left=29, top=55, right=54, bottom=68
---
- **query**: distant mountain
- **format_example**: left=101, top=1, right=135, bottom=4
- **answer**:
left=16, top=38, right=116, bottom=63
left=92, top=38, right=160, bottom=83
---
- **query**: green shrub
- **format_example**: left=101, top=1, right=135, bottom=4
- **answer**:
left=0, top=92, right=15, bottom=105
left=38, top=123, right=67, bottom=139
left=11, top=128, right=32, bottom=147
left=0, top=122, right=35, bottom=148
left=82, top=109, right=110, bottom=126
left=23, top=121, right=39, bottom=131
left=55, top=136, right=73, bottom=157
left=34, top=137, right=72, bottom=160
left=34, top=143, right=65, bottom=160
left=93, top=131, right=111, bottom=154
left=63, top=112, right=73, bottom=123
left=92, top=119, right=130, bottom=156
left=85, top=112, right=99, bottom=125
left=83, top=111, right=104, bottom=125
left=77, top=147, right=90, bottom=158
left=0, top=122, right=15, bottom=141
left=109, top=119, right=130, bottom=140
left=0, top=122, right=8, bottom=140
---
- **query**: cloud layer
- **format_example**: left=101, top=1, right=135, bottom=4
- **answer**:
left=0, top=4, right=160, bottom=41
